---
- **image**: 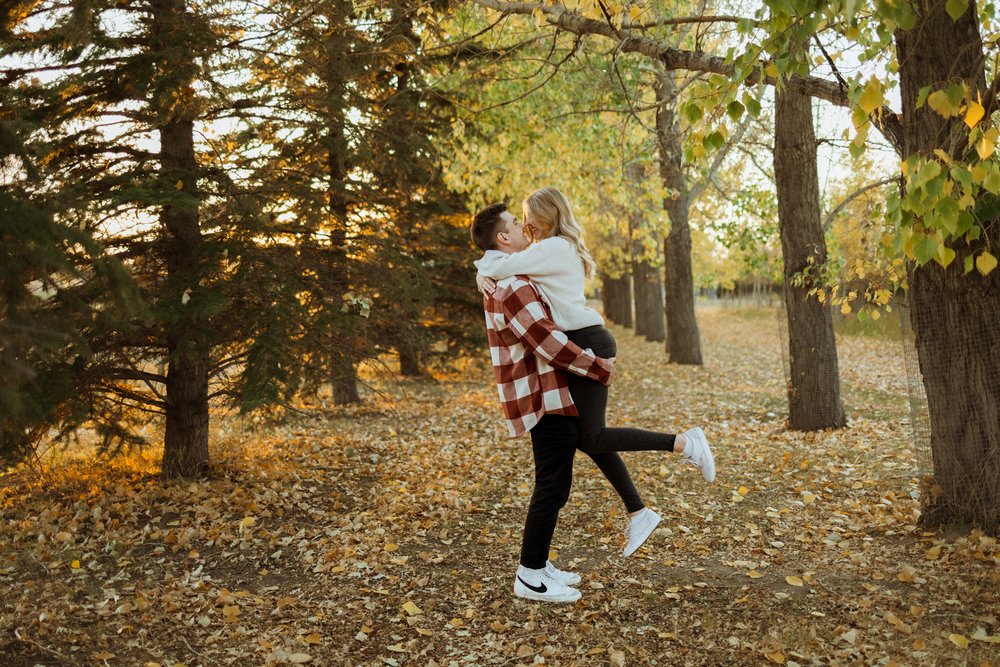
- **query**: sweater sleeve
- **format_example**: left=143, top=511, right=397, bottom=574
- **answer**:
left=474, top=237, right=576, bottom=281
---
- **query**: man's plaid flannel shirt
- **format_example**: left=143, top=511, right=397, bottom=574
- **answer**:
left=484, top=275, right=613, bottom=437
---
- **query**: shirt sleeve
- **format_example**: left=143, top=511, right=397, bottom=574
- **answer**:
left=499, top=281, right=612, bottom=384
left=474, top=237, right=575, bottom=281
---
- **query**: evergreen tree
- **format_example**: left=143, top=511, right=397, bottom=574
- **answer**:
left=1, top=0, right=315, bottom=475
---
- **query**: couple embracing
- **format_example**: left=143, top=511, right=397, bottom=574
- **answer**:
left=471, top=187, right=716, bottom=604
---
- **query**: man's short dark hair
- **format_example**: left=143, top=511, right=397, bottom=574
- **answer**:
left=471, top=202, right=508, bottom=251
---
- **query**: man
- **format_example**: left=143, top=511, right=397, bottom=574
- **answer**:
left=470, top=202, right=616, bottom=604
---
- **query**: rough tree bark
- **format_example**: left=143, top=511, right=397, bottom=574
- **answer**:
left=384, top=3, right=427, bottom=377
left=601, top=272, right=633, bottom=327
left=152, top=0, right=210, bottom=478
left=656, top=69, right=702, bottom=364
left=774, top=87, right=846, bottom=431
left=632, top=257, right=665, bottom=342
left=896, top=0, right=1000, bottom=530
left=325, top=0, right=360, bottom=404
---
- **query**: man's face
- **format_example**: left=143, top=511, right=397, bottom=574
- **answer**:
left=496, top=211, right=530, bottom=252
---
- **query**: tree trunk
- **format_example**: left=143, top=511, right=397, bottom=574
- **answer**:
left=601, top=272, right=632, bottom=327
left=633, top=260, right=665, bottom=342
left=896, top=0, right=1000, bottom=530
left=325, top=0, right=360, bottom=405
left=152, top=0, right=210, bottom=478
left=774, top=87, right=846, bottom=431
left=631, top=255, right=650, bottom=338
left=398, top=332, right=423, bottom=377
left=656, top=70, right=703, bottom=364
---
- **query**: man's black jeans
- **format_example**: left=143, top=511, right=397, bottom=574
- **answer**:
left=520, top=413, right=579, bottom=569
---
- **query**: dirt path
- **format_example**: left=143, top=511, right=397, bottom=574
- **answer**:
left=2, top=307, right=997, bottom=666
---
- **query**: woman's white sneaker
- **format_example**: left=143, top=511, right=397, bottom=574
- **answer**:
left=623, top=508, right=661, bottom=557
left=544, top=560, right=581, bottom=586
left=682, top=427, right=716, bottom=483
left=513, top=565, right=581, bottom=603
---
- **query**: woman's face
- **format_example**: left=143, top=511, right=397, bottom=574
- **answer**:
left=522, top=203, right=552, bottom=241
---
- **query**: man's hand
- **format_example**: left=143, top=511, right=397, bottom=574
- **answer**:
left=603, top=356, right=617, bottom=387
left=477, top=274, right=497, bottom=295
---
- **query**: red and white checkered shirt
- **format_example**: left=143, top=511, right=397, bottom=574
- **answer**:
left=483, top=276, right=613, bottom=437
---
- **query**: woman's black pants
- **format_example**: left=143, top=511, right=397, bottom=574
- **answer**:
left=519, top=325, right=676, bottom=568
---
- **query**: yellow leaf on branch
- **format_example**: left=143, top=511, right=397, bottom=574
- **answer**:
left=858, top=78, right=884, bottom=115
left=976, top=251, right=998, bottom=275
left=965, top=99, right=985, bottom=128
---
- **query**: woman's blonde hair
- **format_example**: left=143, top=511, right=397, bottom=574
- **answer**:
left=522, top=187, right=597, bottom=278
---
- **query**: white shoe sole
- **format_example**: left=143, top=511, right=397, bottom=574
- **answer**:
left=514, top=585, right=581, bottom=603
left=623, top=511, right=661, bottom=557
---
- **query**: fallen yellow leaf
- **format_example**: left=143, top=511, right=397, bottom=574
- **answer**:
left=949, top=633, right=969, bottom=649
left=785, top=576, right=804, bottom=587
left=402, top=600, right=423, bottom=616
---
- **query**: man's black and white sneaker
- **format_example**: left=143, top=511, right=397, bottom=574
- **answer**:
left=623, top=507, right=661, bottom=557
left=682, top=427, right=716, bottom=483
left=513, top=565, right=581, bottom=603
left=544, top=560, right=581, bottom=586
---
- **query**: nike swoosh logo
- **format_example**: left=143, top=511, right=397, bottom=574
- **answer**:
left=517, top=576, right=547, bottom=593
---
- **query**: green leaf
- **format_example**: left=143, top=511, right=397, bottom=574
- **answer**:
left=946, top=0, right=970, bottom=21
left=965, top=253, right=975, bottom=274
left=936, top=197, right=960, bottom=234
left=683, top=102, right=703, bottom=124
left=913, top=233, right=940, bottom=265
left=984, top=166, right=1000, bottom=194
left=956, top=211, right=975, bottom=236
left=726, top=100, right=745, bottom=121
left=743, top=94, right=761, bottom=118
left=702, top=131, right=726, bottom=151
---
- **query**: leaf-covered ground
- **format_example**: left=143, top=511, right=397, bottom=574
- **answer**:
left=2, top=306, right=998, bottom=666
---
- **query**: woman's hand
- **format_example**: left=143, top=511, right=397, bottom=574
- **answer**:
left=476, top=274, right=497, bottom=295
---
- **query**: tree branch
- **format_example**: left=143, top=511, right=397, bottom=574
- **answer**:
left=472, top=0, right=904, bottom=153
left=822, top=177, right=897, bottom=231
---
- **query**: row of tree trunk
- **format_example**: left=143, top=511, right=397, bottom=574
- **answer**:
left=601, top=68, right=845, bottom=435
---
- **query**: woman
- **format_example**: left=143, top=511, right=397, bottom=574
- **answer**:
left=475, top=187, right=715, bottom=557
